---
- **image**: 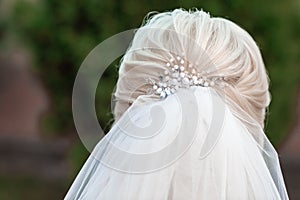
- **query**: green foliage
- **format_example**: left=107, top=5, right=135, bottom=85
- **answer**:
left=8, top=0, right=300, bottom=145
left=0, top=175, right=66, bottom=200
left=68, top=140, right=89, bottom=178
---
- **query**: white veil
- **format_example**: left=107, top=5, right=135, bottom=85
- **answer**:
left=65, top=85, right=289, bottom=199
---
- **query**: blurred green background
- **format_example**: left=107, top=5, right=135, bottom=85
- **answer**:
left=0, top=0, right=299, bottom=199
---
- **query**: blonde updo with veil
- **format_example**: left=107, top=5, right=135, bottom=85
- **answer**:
left=113, top=9, right=271, bottom=128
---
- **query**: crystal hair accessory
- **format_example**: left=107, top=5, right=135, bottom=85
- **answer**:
left=148, top=55, right=226, bottom=99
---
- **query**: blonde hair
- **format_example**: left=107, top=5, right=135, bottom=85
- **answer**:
left=113, top=9, right=271, bottom=128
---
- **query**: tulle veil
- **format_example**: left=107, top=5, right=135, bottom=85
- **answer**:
left=65, top=86, right=289, bottom=199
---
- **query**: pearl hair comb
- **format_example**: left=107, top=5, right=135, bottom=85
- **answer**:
left=148, top=55, right=227, bottom=99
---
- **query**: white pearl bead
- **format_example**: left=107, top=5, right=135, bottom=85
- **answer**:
left=164, top=70, right=169, bottom=75
left=180, top=72, right=185, bottom=78
left=182, top=77, right=189, bottom=85
left=176, top=56, right=181, bottom=60
left=156, top=87, right=162, bottom=94
left=166, top=63, right=170, bottom=67
left=179, top=66, right=185, bottom=71
left=174, top=65, right=179, bottom=70
left=199, top=78, right=204, bottom=84
left=153, top=85, right=158, bottom=90
left=180, top=59, right=184, bottom=64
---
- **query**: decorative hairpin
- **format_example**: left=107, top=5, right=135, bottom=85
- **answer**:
left=148, top=55, right=226, bottom=99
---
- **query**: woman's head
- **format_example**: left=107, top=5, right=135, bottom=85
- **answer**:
left=113, top=9, right=270, bottom=128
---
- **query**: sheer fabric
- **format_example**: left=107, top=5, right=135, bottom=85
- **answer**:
left=65, top=87, right=288, bottom=200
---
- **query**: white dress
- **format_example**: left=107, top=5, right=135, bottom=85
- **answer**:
left=65, top=87, right=289, bottom=200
